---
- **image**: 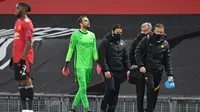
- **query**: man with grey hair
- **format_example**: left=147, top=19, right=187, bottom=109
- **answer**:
left=141, top=22, right=152, bottom=32
left=128, top=22, right=152, bottom=112
left=129, top=22, right=152, bottom=83
left=135, top=23, right=174, bottom=112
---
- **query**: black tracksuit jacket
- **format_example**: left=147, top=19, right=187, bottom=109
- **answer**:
left=135, top=34, right=173, bottom=76
left=98, top=33, right=131, bottom=72
left=129, top=33, right=147, bottom=65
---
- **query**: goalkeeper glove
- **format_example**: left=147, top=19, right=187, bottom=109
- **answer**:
left=96, top=64, right=102, bottom=75
left=62, top=62, right=70, bottom=76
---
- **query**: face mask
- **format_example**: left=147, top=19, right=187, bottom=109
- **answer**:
left=153, top=33, right=163, bottom=39
left=113, top=34, right=121, bottom=40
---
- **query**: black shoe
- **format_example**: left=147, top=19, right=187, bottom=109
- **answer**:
left=107, top=109, right=115, bottom=112
left=144, top=108, right=147, bottom=112
left=69, top=109, right=75, bottom=112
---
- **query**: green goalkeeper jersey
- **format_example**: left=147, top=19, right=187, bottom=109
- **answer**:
left=65, top=29, right=98, bottom=69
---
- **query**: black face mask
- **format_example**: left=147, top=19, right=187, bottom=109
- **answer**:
left=153, top=33, right=163, bottom=39
left=113, top=33, right=121, bottom=40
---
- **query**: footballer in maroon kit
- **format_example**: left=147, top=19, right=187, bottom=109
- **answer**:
left=9, top=2, right=34, bottom=112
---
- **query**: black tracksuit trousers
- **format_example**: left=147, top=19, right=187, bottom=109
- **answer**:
left=136, top=71, right=162, bottom=112
left=101, top=72, right=126, bottom=112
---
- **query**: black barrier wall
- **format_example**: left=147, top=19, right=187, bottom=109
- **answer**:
left=0, top=15, right=200, bottom=96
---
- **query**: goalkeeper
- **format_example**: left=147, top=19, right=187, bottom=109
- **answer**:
left=62, top=16, right=98, bottom=112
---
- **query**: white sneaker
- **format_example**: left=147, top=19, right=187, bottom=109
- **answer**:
left=22, top=110, right=28, bottom=112
left=28, top=110, right=33, bottom=112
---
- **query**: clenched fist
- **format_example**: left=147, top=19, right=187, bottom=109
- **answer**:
left=105, top=71, right=111, bottom=78
left=140, top=66, right=146, bottom=73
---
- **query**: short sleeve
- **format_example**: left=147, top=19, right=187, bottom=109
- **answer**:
left=23, top=20, right=34, bottom=38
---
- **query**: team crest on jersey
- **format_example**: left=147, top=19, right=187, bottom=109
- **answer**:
left=18, top=26, right=21, bottom=30
left=14, top=32, right=20, bottom=39
left=89, top=36, right=93, bottom=40
left=14, top=32, right=19, bottom=37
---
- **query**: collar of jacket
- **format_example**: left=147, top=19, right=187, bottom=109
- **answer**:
left=137, top=33, right=147, bottom=40
left=104, top=32, right=121, bottom=43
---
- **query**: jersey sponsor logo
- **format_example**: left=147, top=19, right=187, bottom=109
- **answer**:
left=0, top=27, right=78, bottom=70
left=81, top=42, right=94, bottom=47
left=14, top=32, right=20, bottom=39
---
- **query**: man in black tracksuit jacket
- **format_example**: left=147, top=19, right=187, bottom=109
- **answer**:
left=98, top=24, right=131, bottom=112
left=129, top=22, right=153, bottom=112
left=129, top=22, right=152, bottom=84
left=135, top=23, right=174, bottom=112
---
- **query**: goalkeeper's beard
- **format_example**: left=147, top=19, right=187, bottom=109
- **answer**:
left=83, top=26, right=90, bottom=31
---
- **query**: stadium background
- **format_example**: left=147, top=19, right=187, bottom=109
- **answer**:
left=0, top=0, right=200, bottom=97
